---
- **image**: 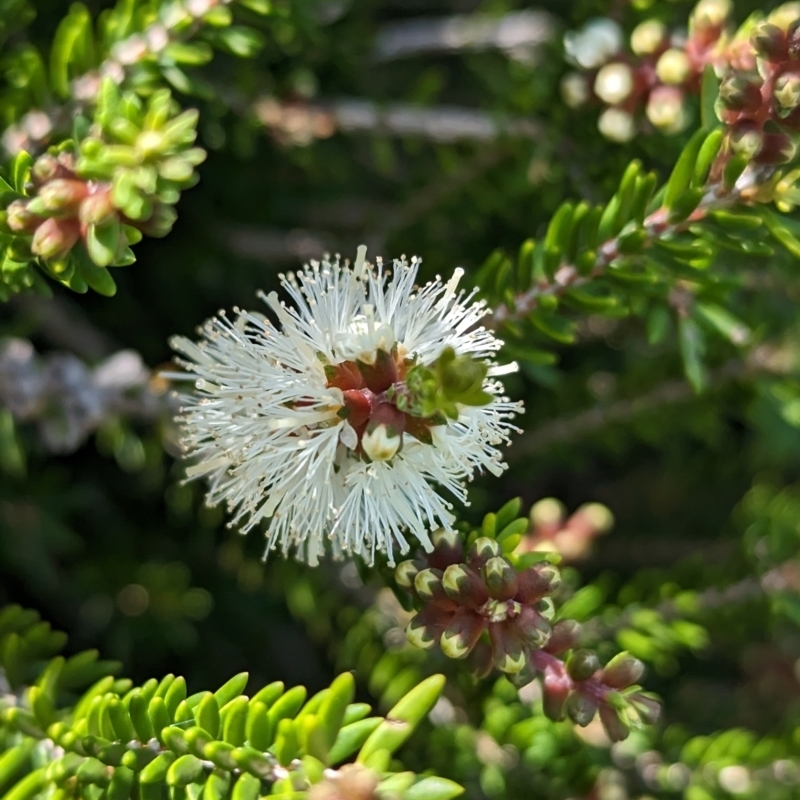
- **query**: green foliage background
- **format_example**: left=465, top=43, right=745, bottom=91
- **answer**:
left=4, top=0, right=800, bottom=797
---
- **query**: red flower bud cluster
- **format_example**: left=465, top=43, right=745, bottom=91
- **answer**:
left=713, top=10, right=800, bottom=169
left=519, top=498, right=614, bottom=563
left=2, top=151, right=172, bottom=270
left=562, top=0, right=739, bottom=142
left=397, top=533, right=561, bottom=674
left=397, top=529, right=661, bottom=741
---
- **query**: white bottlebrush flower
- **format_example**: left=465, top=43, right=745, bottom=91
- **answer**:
left=170, top=246, right=521, bottom=566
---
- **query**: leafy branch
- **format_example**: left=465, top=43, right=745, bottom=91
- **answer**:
left=0, top=604, right=463, bottom=800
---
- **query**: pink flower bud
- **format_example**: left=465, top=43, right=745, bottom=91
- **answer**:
left=751, top=22, right=789, bottom=62
left=5, top=200, right=42, bottom=233
left=38, top=178, right=89, bottom=212
left=31, top=217, right=80, bottom=260
left=601, top=652, right=645, bottom=688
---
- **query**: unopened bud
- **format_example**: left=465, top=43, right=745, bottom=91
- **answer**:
left=530, top=498, right=565, bottom=530
left=5, top=200, right=42, bottom=233
left=428, top=528, right=464, bottom=570
left=362, top=422, right=402, bottom=462
left=489, top=621, right=527, bottom=674
left=630, top=20, right=667, bottom=55
left=467, top=536, right=502, bottom=568
left=442, top=563, right=489, bottom=608
left=79, top=191, right=117, bottom=225
left=594, top=63, right=634, bottom=105
left=394, top=560, right=419, bottom=591
left=756, top=131, right=797, bottom=164
left=601, top=652, right=645, bottom=688
left=627, top=692, right=661, bottom=725
left=751, top=22, right=789, bottom=61
left=406, top=617, right=440, bottom=650
left=560, top=73, right=590, bottom=109
left=31, top=154, right=70, bottom=186
left=482, top=556, right=518, bottom=601
left=566, top=648, right=600, bottom=681
left=516, top=564, right=560, bottom=604
left=38, top=178, right=89, bottom=212
left=565, top=691, right=598, bottom=727
left=598, top=108, right=635, bottom=143
left=729, top=120, right=764, bottom=158
left=440, top=607, right=484, bottom=659
left=788, top=19, right=800, bottom=59
left=690, top=0, right=732, bottom=34
left=545, top=619, right=582, bottom=654
left=599, top=704, right=630, bottom=742
left=564, top=18, right=623, bottom=69
left=537, top=597, right=556, bottom=621
left=542, top=672, right=570, bottom=721
left=717, top=74, right=763, bottom=113
left=406, top=605, right=449, bottom=650
left=646, top=86, right=689, bottom=133
left=769, top=3, right=800, bottom=31
left=775, top=71, right=800, bottom=113
left=656, top=49, right=692, bottom=85
left=414, top=568, right=447, bottom=603
left=514, top=606, right=551, bottom=649
left=31, top=217, right=80, bottom=260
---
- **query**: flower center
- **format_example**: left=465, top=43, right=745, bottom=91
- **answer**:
left=324, top=347, right=443, bottom=461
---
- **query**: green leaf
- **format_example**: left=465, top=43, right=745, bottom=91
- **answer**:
left=692, top=129, right=724, bottom=187
left=318, top=673, right=355, bottom=753
left=694, top=302, right=750, bottom=346
left=50, top=3, right=95, bottom=99
left=405, top=777, right=465, bottom=800
left=12, top=152, right=32, bottom=193
left=214, top=673, right=249, bottom=708
left=327, top=718, right=382, bottom=764
left=356, top=674, right=445, bottom=763
left=195, top=693, right=221, bottom=738
left=529, top=310, right=577, bottom=344
left=664, top=129, right=706, bottom=213
left=700, top=65, right=720, bottom=131
left=213, top=27, right=266, bottom=58
left=678, top=316, right=707, bottom=393
left=762, top=207, right=800, bottom=259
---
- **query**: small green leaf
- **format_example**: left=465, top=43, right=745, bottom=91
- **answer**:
left=700, top=65, right=720, bottom=131
left=357, top=674, right=445, bottom=763
left=665, top=129, right=706, bottom=213
left=678, top=315, right=707, bottom=393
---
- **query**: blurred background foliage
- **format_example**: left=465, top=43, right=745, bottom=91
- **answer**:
left=4, top=0, right=800, bottom=797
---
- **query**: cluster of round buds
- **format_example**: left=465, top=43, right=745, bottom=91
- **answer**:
left=713, top=5, right=800, bottom=169
left=561, top=0, right=737, bottom=142
left=519, top=498, right=614, bottom=563
left=396, top=531, right=562, bottom=674
left=0, top=83, right=204, bottom=284
left=397, top=530, right=661, bottom=742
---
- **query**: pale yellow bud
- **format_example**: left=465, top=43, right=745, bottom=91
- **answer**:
left=594, top=63, right=635, bottom=105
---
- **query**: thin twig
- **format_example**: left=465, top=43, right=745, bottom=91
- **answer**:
left=374, top=10, right=556, bottom=61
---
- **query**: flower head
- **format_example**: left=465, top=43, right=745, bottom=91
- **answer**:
left=170, top=246, right=521, bottom=565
